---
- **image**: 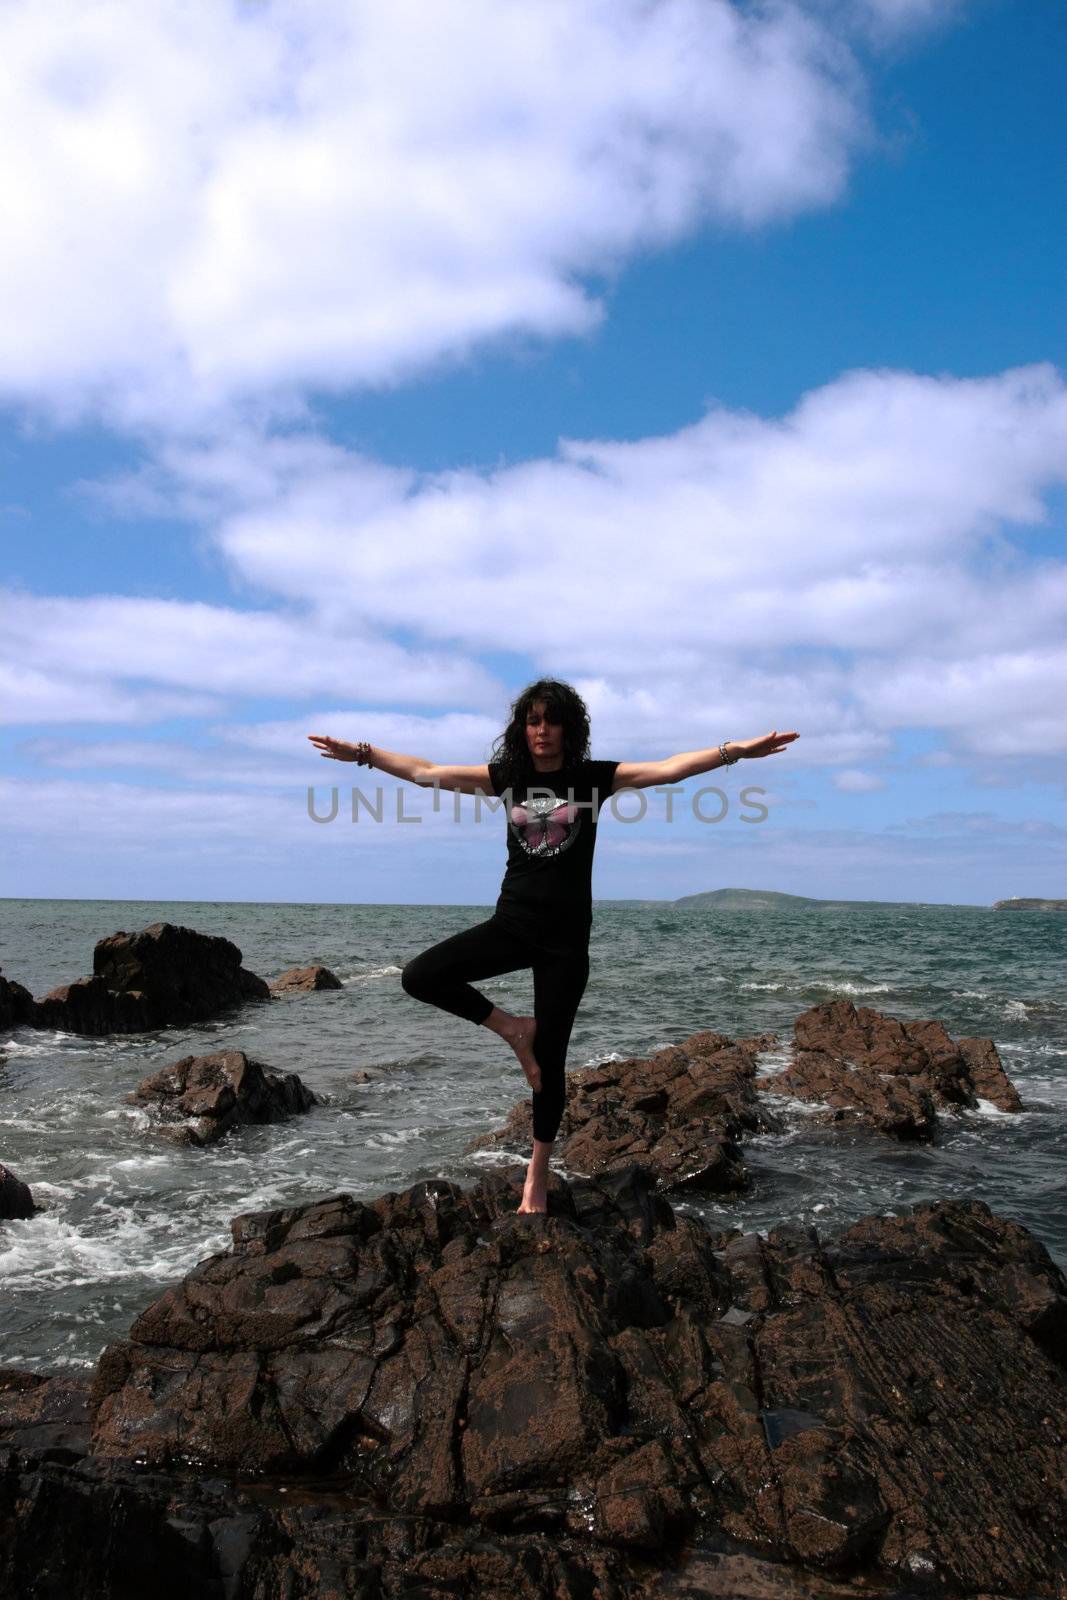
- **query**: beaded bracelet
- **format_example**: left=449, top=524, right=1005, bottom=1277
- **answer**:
left=353, top=741, right=374, bottom=767
left=719, top=741, right=738, bottom=767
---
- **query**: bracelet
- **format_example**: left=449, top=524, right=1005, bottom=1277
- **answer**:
left=719, top=741, right=739, bottom=767
left=353, top=741, right=374, bottom=767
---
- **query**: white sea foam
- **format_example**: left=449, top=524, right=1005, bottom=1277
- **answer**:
left=0, top=1213, right=155, bottom=1287
left=757, top=1091, right=837, bottom=1116
left=973, top=1098, right=1026, bottom=1118
left=754, top=1048, right=792, bottom=1078
left=1, top=1031, right=91, bottom=1055
left=364, top=1126, right=425, bottom=1148
left=466, top=1147, right=527, bottom=1168
left=340, top=964, right=403, bottom=984
left=819, top=980, right=892, bottom=996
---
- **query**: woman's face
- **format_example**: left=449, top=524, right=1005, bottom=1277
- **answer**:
left=525, top=700, right=563, bottom=765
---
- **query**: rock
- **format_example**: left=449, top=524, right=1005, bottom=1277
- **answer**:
left=1, top=1178, right=1065, bottom=1596
left=0, top=1163, right=36, bottom=1220
left=268, top=964, right=343, bottom=993
left=957, top=1034, right=1025, bottom=1111
left=467, top=1029, right=782, bottom=1192
left=759, top=1000, right=1024, bottom=1138
left=0, top=969, right=34, bottom=1031
left=127, top=1049, right=319, bottom=1146
left=0, top=1370, right=91, bottom=1462
left=29, top=922, right=271, bottom=1035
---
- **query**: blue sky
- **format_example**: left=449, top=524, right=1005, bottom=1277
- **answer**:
left=2, top=0, right=1064, bottom=906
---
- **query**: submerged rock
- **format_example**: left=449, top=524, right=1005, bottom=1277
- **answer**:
left=0, top=1162, right=36, bottom=1220
left=28, top=922, right=271, bottom=1035
left=268, top=964, right=343, bottom=993
left=468, top=1029, right=781, bottom=1192
left=1, top=1173, right=1064, bottom=1597
left=128, top=1048, right=319, bottom=1146
left=759, top=999, right=1024, bottom=1138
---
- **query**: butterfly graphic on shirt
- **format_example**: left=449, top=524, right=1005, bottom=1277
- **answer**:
left=509, top=794, right=582, bottom=857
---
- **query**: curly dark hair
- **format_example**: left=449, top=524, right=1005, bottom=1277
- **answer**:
left=489, top=678, right=591, bottom=786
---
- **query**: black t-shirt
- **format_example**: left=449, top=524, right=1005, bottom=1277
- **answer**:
left=486, top=758, right=619, bottom=941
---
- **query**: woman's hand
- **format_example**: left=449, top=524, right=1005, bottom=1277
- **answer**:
left=732, top=730, right=800, bottom=760
left=307, top=734, right=359, bottom=761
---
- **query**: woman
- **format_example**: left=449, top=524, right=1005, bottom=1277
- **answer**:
left=308, top=679, right=798, bottom=1215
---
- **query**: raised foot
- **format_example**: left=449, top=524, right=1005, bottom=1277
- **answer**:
left=504, top=1015, right=542, bottom=1094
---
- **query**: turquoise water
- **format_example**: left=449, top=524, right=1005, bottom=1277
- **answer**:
left=1, top=897, right=1064, bottom=1373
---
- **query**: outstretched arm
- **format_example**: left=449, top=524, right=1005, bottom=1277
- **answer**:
left=306, top=735, right=492, bottom=794
left=612, top=730, right=800, bottom=792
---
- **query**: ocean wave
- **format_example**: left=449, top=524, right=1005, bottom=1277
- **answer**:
left=0, top=1030, right=94, bottom=1055
left=340, top=964, right=403, bottom=984
left=811, top=980, right=893, bottom=996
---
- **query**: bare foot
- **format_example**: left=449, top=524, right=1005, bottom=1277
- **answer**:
left=502, top=1015, right=542, bottom=1094
left=517, top=1173, right=547, bottom=1214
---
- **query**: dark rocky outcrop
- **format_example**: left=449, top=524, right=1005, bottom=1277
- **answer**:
left=467, top=1029, right=782, bottom=1193
left=268, top=964, right=343, bottom=993
left=0, top=1163, right=36, bottom=1220
left=1, top=1173, right=1065, bottom=1597
left=0, top=969, right=34, bottom=1032
left=27, top=922, right=271, bottom=1035
left=128, top=1049, right=319, bottom=1146
left=759, top=1000, right=1023, bottom=1139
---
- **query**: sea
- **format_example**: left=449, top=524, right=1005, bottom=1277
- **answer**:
left=1, top=897, right=1064, bottom=1375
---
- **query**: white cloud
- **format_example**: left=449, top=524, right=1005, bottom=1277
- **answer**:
left=832, top=768, right=887, bottom=791
left=13, top=363, right=1067, bottom=770
left=853, top=648, right=1067, bottom=757
left=847, top=0, right=968, bottom=39
left=0, top=589, right=502, bottom=719
left=20, top=712, right=508, bottom=785
left=0, top=0, right=872, bottom=431
left=0, top=661, right=224, bottom=726
left=199, top=365, right=1065, bottom=657
left=80, top=360, right=1062, bottom=761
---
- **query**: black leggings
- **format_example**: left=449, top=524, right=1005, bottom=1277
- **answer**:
left=400, top=914, right=590, bottom=1144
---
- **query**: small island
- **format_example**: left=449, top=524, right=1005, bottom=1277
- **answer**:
left=672, top=887, right=903, bottom=910
left=992, top=897, right=1067, bottom=912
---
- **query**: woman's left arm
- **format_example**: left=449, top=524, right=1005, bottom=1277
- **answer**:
left=612, top=730, right=800, bottom=791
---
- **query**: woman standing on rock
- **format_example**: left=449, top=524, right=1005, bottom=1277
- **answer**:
left=309, top=679, right=798, bottom=1215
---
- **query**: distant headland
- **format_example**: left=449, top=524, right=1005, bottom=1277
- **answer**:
left=673, top=887, right=910, bottom=910
left=991, top=897, right=1067, bottom=912
left=598, top=888, right=1067, bottom=911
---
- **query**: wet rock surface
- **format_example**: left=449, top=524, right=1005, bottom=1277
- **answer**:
left=0, top=1163, right=36, bottom=1220
left=759, top=1000, right=1024, bottom=1139
left=128, top=1048, right=319, bottom=1146
left=268, top=964, right=343, bottom=993
left=2, top=1170, right=1064, bottom=1598
left=467, top=1029, right=783, bottom=1192
left=26, top=922, right=271, bottom=1035
left=0, top=969, right=34, bottom=1031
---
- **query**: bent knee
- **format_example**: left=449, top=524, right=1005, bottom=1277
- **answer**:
left=400, top=959, right=428, bottom=998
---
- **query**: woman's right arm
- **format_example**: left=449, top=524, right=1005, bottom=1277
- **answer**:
left=306, top=735, right=493, bottom=795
